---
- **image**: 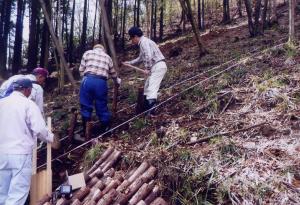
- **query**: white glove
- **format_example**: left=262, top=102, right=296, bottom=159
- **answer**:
left=116, top=77, right=121, bottom=86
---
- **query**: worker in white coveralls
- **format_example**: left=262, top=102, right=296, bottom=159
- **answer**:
left=123, top=27, right=167, bottom=115
left=0, top=78, right=54, bottom=205
left=0, top=67, right=49, bottom=115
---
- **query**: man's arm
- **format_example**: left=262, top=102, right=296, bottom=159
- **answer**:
left=140, top=41, right=153, bottom=69
left=127, top=51, right=143, bottom=65
left=79, top=53, right=87, bottom=75
left=27, top=101, right=53, bottom=143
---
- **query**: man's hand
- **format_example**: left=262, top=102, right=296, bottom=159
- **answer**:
left=122, top=61, right=131, bottom=65
left=51, top=133, right=61, bottom=149
left=114, top=77, right=121, bottom=86
left=144, top=70, right=150, bottom=76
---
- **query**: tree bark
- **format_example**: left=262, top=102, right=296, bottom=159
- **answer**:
left=40, top=0, right=51, bottom=68
left=201, top=0, right=205, bottom=30
left=0, top=0, right=12, bottom=76
left=137, top=0, right=141, bottom=27
left=12, top=0, right=25, bottom=74
left=244, top=0, right=255, bottom=36
left=253, top=0, right=262, bottom=35
left=27, top=0, right=40, bottom=71
left=262, top=0, right=269, bottom=30
left=237, top=0, right=243, bottom=17
left=288, top=0, right=296, bottom=45
left=68, top=0, right=75, bottom=64
left=222, top=0, right=230, bottom=24
left=121, top=0, right=127, bottom=49
left=80, top=0, right=88, bottom=55
left=159, top=0, right=164, bottom=41
left=92, top=0, right=99, bottom=45
left=179, top=0, right=207, bottom=55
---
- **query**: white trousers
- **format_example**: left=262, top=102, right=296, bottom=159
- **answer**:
left=144, top=61, right=167, bottom=100
left=0, top=154, right=32, bottom=205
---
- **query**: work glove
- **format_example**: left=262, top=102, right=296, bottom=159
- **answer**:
left=114, top=77, right=121, bottom=86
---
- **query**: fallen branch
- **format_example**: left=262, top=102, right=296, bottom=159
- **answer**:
left=187, top=122, right=267, bottom=145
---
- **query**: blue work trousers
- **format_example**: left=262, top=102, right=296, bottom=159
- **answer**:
left=79, top=76, right=111, bottom=124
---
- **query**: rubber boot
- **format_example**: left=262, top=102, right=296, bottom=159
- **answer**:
left=146, top=99, right=157, bottom=116
left=85, top=121, right=93, bottom=141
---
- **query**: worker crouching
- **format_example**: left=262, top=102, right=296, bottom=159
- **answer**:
left=79, top=44, right=121, bottom=141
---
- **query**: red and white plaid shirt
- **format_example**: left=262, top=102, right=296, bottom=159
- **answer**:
left=79, top=47, right=117, bottom=79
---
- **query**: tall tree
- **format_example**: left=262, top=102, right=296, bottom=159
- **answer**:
left=80, top=0, right=88, bottom=55
left=0, top=0, right=13, bottom=76
left=12, top=0, right=26, bottom=74
left=137, top=0, right=141, bottom=27
left=40, top=0, right=51, bottom=68
left=237, top=0, right=243, bottom=17
left=159, top=0, right=164, bottom=41
left=179, top=0, right=207, bottom=55
left=121, top=0, right=127, bottom=48
left=288, top=0, right=296, bottom=45
left=92, top=0, right=99, bottom=45
left=222, top=0, right=230, bottom=24
left=68, top=0, right=75, bottom=64
left=27, top=0, right=41, bottom=70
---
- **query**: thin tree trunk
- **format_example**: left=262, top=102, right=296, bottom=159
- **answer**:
left=40, top=0, right=51, bottom=68
left=134, top=0, right=137, bottom=26
left=137, top=0, right=140, bottom=27
left=80, top=0, right=88, bottom=55
left=121, top=0, right=127, bottom=49
left=253, top=0, right=262, bottom=35
left=159, top=0, right=164, bottom=41
left=201, top=0, right=205, bottom=30
left=244, top=0, right=255, bottom=36
left=262, top=0, right=269, bottom=30
left=288, top=0, right=296, bottom=45
left=153, top=0, right=157, bottom=41
left=198, top=0, right=201, bottom=30
left=146, top=0, right=151, bottom=37
left=0, top=0, right=12, bottom=76
left=222, top=0, right=230, bottom=24
left=69, top=0, right=75, bottom=64
left=92, top=0, right=99, bottom=45
left=237, top=0, right=243, bottom=17
left=27, top=0, right=40, bottom=70
left=179, top=0, right=207, bottom=55
left=38, top=0, right=76, bottom=87
left=12, top=0, right=25, bottom=74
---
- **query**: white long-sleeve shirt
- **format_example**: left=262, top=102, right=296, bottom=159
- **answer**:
left=0, top=74, right=44, bottom=115
left=128, top=36, right=165, bottom=69
left=0, top=91, right=53, bottom=154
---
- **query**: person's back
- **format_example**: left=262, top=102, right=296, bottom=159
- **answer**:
left=0, top=92, right=39, bottom=154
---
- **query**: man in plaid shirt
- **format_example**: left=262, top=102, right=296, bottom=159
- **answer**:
left=123, top=27, right=167, bottom=115
left=79, top=44, right=121, bottom=140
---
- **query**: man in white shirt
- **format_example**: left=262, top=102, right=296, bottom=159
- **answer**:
left=123, top=27, right=167, bottom=115
left=0, top=67, right=49, bottom=115
left=0, top=78, right=54, bottom=205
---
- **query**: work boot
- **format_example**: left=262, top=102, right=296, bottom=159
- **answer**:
left=85, top=121, right=93, bottom=141
left=146, top=99, right=157, bottom=116
left=100, top=121, right=111, bottom=134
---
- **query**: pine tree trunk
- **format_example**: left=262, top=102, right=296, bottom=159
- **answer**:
left=253, top=0, right=262, bottom=35
left=244, top=0, right=255, bottom=36
left=159, top=0, right=164, bottom=41
left=68, top=0, right=75, bottom=64
left=27, top=0, right=40, bottom=71
left=198, top=0, right=201, bottom=30
left=80, top=0, right=88, bottom=56
left=153, top=0, right=157, bottom=41
left=12, top=0, right=25, bottom=74
left=137, top=0, right=141, bottom=27
left=201, top=0, right=205, bottom=30
left=222, top=0, right=230, bottom=24
left=0, top=0, right=12, bottom=76
left=288, top=0, right=296, bottom=45
left=40, top=0, right=51, bottom=68
left=262, top=0, right=269, bottom=30
left=92, top=0, right=99, bottom=45
left=121, top=0, right=127, bottom=49
left=237, top=0, right=243, bottom=17
left=134, top=0, right=137, bottom=26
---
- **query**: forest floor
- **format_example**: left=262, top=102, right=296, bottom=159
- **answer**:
left=43, top=2, right=300, bottom=204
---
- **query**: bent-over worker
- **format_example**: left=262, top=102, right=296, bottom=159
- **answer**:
left=0, top=67, right=49, bottom=115
left=123, top=27, right=167, bottom=115
left=0, top=78, right=54, bottom=205
left=79, top=44, right=121, bottom=140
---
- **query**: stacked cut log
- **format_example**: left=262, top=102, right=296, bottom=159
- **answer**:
left=42, top=147, right=168, bottom=205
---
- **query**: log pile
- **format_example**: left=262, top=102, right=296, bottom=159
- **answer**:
left=42, top=147, right=168, bottom=205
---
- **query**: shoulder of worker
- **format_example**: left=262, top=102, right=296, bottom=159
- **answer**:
left=1, top=74, right=25, bottom=89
